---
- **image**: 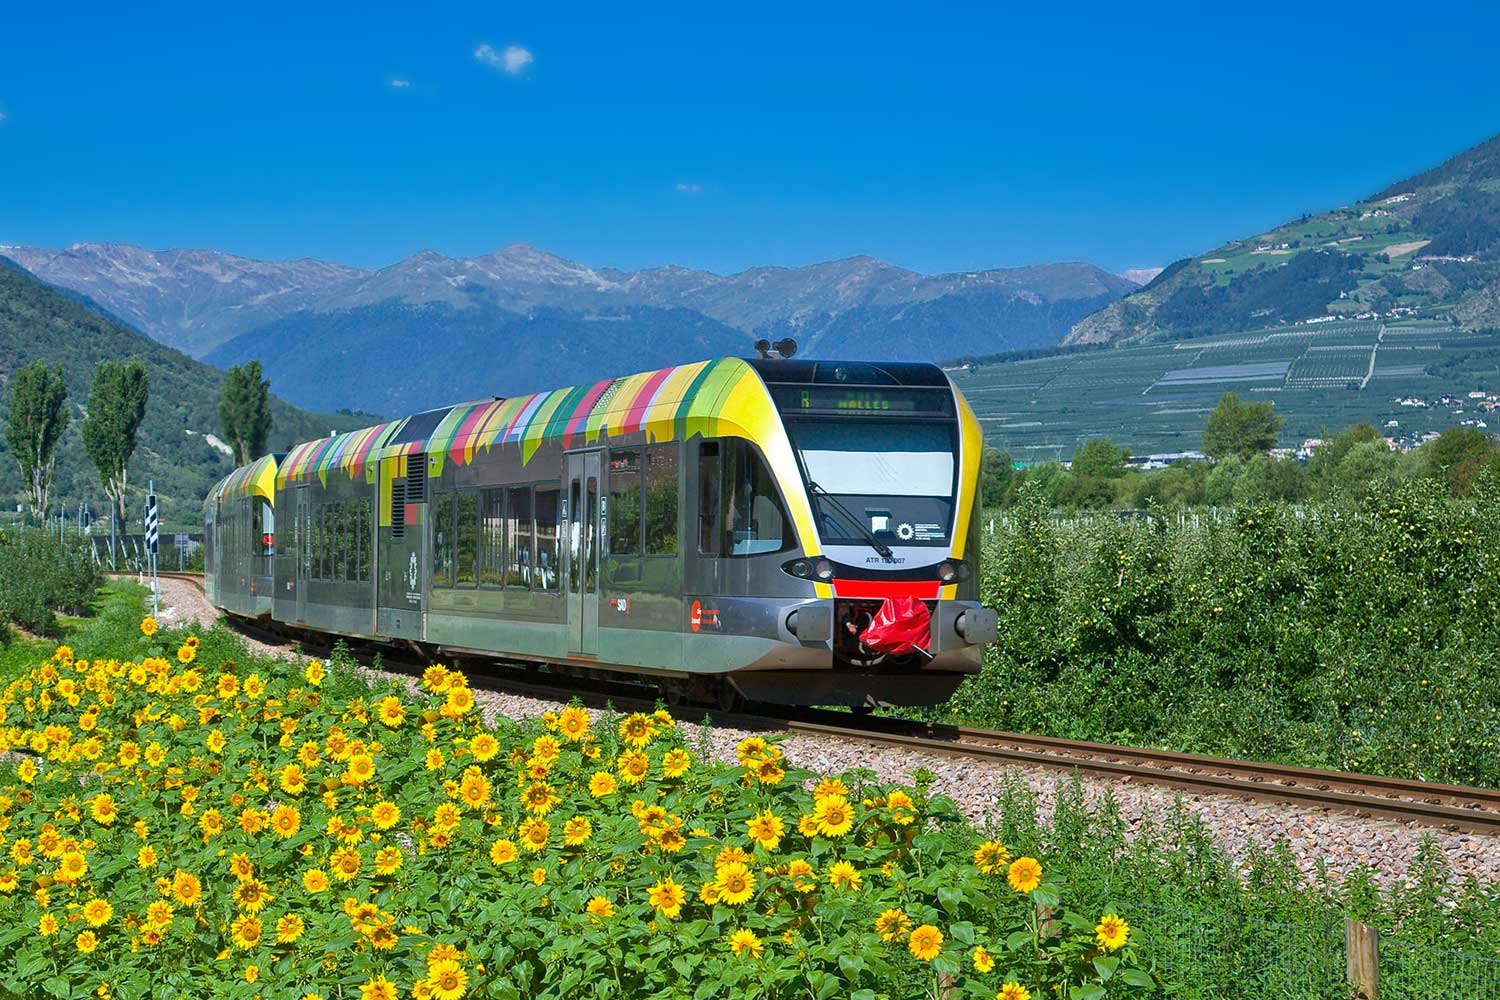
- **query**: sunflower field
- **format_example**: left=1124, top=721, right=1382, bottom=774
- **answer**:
left=0, top=616, right=1153, bottom=1000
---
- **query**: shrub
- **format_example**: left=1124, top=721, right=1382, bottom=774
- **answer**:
left=0, top=527, right=102, bottom=639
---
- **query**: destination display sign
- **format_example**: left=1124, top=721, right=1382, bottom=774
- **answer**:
left=769, top=385, right=953, bottom=416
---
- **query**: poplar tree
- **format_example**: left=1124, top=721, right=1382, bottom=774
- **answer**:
left=219, top=360, right=274, bottom=466
left=82, top=359, right=149, bottom=525
left=5, top=361, right=70, bottom=521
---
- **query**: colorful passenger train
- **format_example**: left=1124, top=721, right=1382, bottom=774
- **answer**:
left=204, top=357, right=997, bottom=708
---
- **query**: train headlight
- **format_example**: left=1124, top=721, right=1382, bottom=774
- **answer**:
left=935, top=561, right=970, bottom=583
left=782, top=557, right=835, bottom=581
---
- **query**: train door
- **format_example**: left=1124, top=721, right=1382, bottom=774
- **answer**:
left=566, top=451, right=601, bottom=656
left=294, top=486, right=310, bottom=623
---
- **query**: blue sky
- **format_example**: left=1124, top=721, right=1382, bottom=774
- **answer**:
left=1, top=0, right=1497, bottom=276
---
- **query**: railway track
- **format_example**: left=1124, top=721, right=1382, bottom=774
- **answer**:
left=157, top=571, right=1500, bottom=837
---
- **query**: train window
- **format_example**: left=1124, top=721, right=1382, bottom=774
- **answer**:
left=336, top=502, right=350, bottom=582
left=697, top=443, right=720, bottom=555
left=456, top=491, right=479, bottom=587
left=567, top=479, right=581, bottom=594
left=356, top=499, right=371, bottom=582
left=480, top=489, right=505, bottom=587
left=645, top=444, right=678, bottom=555
left=608, top=448, right=642, bottom=556
left=506, top=487, right=533, bottom=589
left=434, top=493, right=455, bottom=588
left=319, top=505, right=331, bottom=580
left=585, top=476, right=598, bottom=591
left=723, top=440, right=791, bottom=556
left=534, top=487, right=559, bottom=591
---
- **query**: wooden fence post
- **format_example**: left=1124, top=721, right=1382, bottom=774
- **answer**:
left=1345, top=918, right=1380, bottom=999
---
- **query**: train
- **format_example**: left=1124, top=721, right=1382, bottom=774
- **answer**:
left=204, top=355, right=996, bottom=709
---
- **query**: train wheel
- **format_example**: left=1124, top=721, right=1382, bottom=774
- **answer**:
left=715, top=682, right=744, bottom=714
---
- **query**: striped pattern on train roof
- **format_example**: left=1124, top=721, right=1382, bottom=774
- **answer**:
left=277, top=418, right=406, bottom=488
left=416, top=357, right=761, bottom=469
left=208, top=453, right=278, bottom=505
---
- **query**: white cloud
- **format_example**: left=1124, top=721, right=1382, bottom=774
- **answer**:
left=389, top=79, right=411, bottom=89
left=675, top=182, right=703, bottom=194
left=0, top=111, right=7, bottom=125
left=475, top=43, right=533, bottom=75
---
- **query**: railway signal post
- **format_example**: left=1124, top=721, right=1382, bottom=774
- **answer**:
left=144, top=484, right=159, bottom=615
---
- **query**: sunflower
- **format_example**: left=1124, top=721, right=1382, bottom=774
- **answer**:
left=908, top=924, right=944, bottom=962
left=444, top=687, right=475, bottom=716
left=618, top=712, right=655, bottom=748
left=82, top=898, right=113, bottom=927
left=140, top=616, right=159, bottom=636
left=973, top=840, right=1011, bottom=875
left=145, top=901, right=174, bottom=928
left=788, top=859, right=818, bottom=894
left=58, top=851, right=88, bottom=884
left=470, top=732, right=500, bottom=761
left=376, top=696, right=405, bottom=727
left=617, top=750, right=650, bottom=785
left=1007, top=857, right=1042, bottom=895
left=520, top=781, right=559, bottom=815
left=812, top=795, right=854, bottom=838
left=279, top=764, right=308, bottom=795
left=562, top=817, right=593, bottom=847
left=38, top=913, right=59, bottom=936
left=531, top=867, right=547, bottom=886
left=886, top=790, right=917, bottom=825
left=425, top=959, right=468, bottom=1000
left=813, top=777, right=848, bottom=798
left=714, top=845, right=751, bottom=869
left=231, top=915, right=263, bottom=949
left=728, top=928, right=764, bottom=958
left=1095, top=913, right=1129, bottom=952
left=229, top=853, right=256, bottom=881
left=557, top=706, right=591, bottom=741
left=343, top=753, right=376, bottom=786
left=425, top=749, right=446, bottom=771
left=753, top=758, right=785, bottom=785
left=76, top=930, right=98, bottom=954
left=997, top=984, right=1032, bottom=1000
left=874, top=908, right=912, bottom=942
left=370, top=923, right=399, bottom=951
left=586, top=896, right=615, bottom=918
left=89, top=793, right=118, bottom=825
left=360, top=976, right=398, bottom=1000
left=433, top=802, right=462, bottom=830
left=746, top=810, right=785, bottom=851
left=518, top=819, right=550, bottom=852
left=588, top=771, right=617, bottom=798
left=713, top=862, right=755, bottom=906
left=647, top=877, right=685, bottom=919
left=657, top=826, right=686, bottom=853
left=302, top=868, right=330, bottom=893
left=661, top=748, right=692, bottom=778
left=234, top=878, right=272, bottom=913
left=177, top=644, right=196, bottom=664
left=206, top=730, right=227, bottom=754
left=973, top=945, right=995, bottom=973
left=490, top=839, right=518, bottom=866
left=330, top=848, right=362, bottom=881
left=374, top=846, right=404, bottom=876
left=827, top=860, right=863, bottom=890
left=172, top=870, right=202, bottom=907
left=276, top=914, right=306, bottom=944
left=459, top=770, right=492, bottom=810
left=530, top=734, right=561, bottom=766
left=271, top=804, right=301, bottom=839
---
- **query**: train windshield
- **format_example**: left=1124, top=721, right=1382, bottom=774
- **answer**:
left=785, top=417, right=957, bottom=547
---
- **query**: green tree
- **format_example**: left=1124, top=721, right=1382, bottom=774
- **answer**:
left=82, top=359, right=149, bottom=525
left=1420, top=426, right=1500, bottom=493
left=1069, top=437, right=1130, bottom=479
left=218, top=359, right=274, bottom=466
left=1202, top=391, right=1285, bottom=460
left=979, top=447, right=1014, bottom=507
left=5, top=361, right=70, bottom=521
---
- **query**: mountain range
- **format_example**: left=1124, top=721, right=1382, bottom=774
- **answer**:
left=0, top=258, right=371, bottom=524
left=1067, top=133, right=1500, bottom=345
left=0, top=243, right=1138, bottom=415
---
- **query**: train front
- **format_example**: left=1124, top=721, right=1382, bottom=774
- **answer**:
left=728, top=359, right=997, bottom=708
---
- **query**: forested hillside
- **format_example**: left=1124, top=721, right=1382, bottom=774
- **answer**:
left=1068, top=133, right=1500, bottom=344
left=0, top=258, right=372, bottom=526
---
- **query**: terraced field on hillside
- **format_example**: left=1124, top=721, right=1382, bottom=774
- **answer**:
left=955, top=320, right=1500, bottom=460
